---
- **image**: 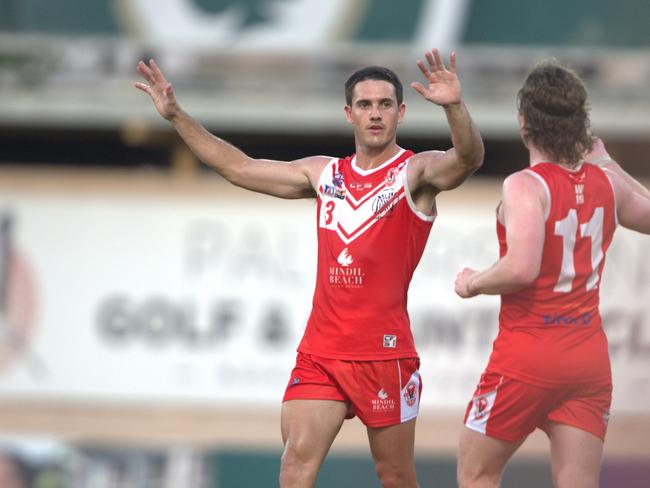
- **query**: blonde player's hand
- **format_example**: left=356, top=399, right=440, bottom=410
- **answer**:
left=134, top=59, right=180, bottom=121
left=455, top=267, right=479, bottom=298
left=410, top=48, right=461, bottom=107
left=584, top=137, right=615, bottom=167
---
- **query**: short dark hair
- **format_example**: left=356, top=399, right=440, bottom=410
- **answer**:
left=345, top=66, right=403, bottom=106
left=518, top=60, right=593, bottom=165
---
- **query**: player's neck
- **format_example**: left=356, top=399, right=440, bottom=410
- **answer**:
left=529, top=147, right=580, bottom=171
left=355, top=143, right=401, bottom=170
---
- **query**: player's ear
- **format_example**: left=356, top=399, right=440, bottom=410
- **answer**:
left=518, top=113, right=525, bottom=131
left=398, top=103, right=406, bottom=124
left=344, top=105, right=353, bottom=124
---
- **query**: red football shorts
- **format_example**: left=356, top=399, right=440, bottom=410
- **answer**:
left=283, top=352, right=422, bottom=428
left=464, top=371, right=612, bottom=442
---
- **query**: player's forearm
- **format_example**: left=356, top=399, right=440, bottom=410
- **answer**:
left=443, top=102, right=484, bottom=171
left=604, top=162, right=650, bottom=200
left=170, top=109, right=249, bottom=181
left=470, top=257, right=536, bottom=295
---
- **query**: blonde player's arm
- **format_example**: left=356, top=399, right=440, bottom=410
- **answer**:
left=604, top=169, right=650, bottom=235
left=408, top=49, right=484, bottom=193
left=135, top=59, right=328, bottom=199
left=586, top=137, right=650, bottom=200
left=455, top=172, right=546, bottom=298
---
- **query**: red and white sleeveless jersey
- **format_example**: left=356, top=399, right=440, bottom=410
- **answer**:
left=298, top=149, right=435, bottom=360
left=488, top=162, right=617, bottom=386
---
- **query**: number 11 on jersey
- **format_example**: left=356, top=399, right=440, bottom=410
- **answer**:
left=553, top=207, right=604, bottom=293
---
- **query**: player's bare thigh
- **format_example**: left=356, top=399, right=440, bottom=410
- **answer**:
left=548, top=422, right=603, bottom=488
left=457, top=428, right=523, bottom=488
left=367, top=418, right=419, bottom=486
left=281, top=399, right=349, bottom=448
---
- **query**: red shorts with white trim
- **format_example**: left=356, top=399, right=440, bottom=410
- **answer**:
left=283, top=352, right=422, bottom=428
left=464, top=371, right=612, bottom=442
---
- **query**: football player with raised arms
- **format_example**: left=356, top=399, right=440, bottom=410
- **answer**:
left=136, top=49, right=484, bottom=487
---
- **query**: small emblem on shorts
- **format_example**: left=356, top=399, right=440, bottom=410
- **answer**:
left=403, top=381, right=417, bottom=407
left=291, top=377, right=300, bottom=385
left=377, top=389, right=389, bottom=400
left=473, top=395, right=489, bottom=420
left=603, top=411, right=610, bottom=425
left=383, top=335, right=397, bottom=348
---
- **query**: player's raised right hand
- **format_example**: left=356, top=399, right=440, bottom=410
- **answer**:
left=134, top=59, right=179, bottom=121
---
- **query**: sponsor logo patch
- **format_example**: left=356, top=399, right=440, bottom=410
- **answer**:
left=337, top=248, right=353, bottom=267
left=372, top=388, right=395, bottom=412
left=330, top=248, right=364, bottom=288
left=383, top=335, right=397, bottom=348
left=323, top=184, right=346, bottom=200
left=372, top=189, right=397, bottom=219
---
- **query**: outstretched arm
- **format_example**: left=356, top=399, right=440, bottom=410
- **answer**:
left=408, top=49, right=484, bottom=193
left=134, top=59, right=325, bottom=199
left=455, top=172, right=546, bottom=298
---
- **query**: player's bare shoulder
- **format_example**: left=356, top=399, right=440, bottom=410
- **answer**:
left=407, top=149, right=446, bottom=173
left=294, top=155, right=334, bottom=189
left=502, top=168, right=550, bottom=216
left=405, top=149, right=446, bottom=187
left=504, top=169, right=545, bottom=194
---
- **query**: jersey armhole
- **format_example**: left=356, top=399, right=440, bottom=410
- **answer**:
left=402, top=159, right=437, bottom=222
left=601, top=168, right=620, bottom=227
left=523, top=169, right=551, bottom=221
left=316, top=157, right=340, bottom=195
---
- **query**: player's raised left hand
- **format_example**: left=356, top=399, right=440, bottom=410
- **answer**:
left=411, top=49, right=461, bottom=107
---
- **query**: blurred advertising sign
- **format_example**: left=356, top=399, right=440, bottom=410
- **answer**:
left=119, top=0, right=467, bottom=51
left=0, top=190, right=648, bottom=412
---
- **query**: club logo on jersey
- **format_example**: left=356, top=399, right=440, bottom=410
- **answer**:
left=372, top=189, right=397, bottom=219
left=332, top=172, right=344, bottom=188
left=403, top=381, right=418, bottom=407
left=384, top=167, right=400, bottom=185
left=372, top=388, right=395, bottom=412
left=330, top=248, right=364, bottom=288
left=575, top=184, right=585, bottom=205
left=337, top=248, right=353, bottom=267
left=323, top=184, right=346, bottom=200
left=383, top=334, right=397, bottom=348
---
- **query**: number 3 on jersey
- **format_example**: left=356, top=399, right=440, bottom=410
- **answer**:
left=554, top=207, right=604, bottom=293
left=321, top=200, right=337, bottom=228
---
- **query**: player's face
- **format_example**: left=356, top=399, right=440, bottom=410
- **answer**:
left=345, top=80, right=405, bottom=150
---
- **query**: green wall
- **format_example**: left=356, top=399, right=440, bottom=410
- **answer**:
left=463, top=0, right=650, bottom=47
left=211, top=450, right=553, bottom=487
